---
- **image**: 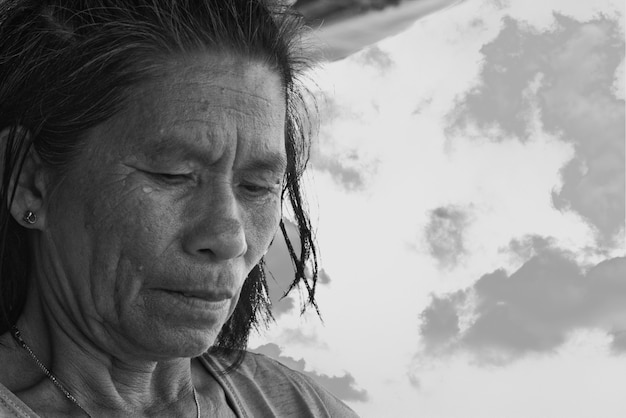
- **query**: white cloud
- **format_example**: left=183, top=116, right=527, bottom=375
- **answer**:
left=409, top=332, right=626, bottom=418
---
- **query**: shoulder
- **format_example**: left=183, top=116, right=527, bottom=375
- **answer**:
left=0, top=381, right=36, bottom=418
left=0, top=334, right=44, bottom=393
left=201, top=351, right=360, bottom=418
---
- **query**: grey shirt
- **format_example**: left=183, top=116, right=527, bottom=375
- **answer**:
left=0, top=352, right=359, bottom=417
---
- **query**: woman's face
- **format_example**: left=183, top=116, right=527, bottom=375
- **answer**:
left=40, top=54, right=286, bottom=359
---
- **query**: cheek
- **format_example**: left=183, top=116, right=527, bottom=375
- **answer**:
left=244, top=197, right=282, bottom=260
left=40, top=172, right=147, bottom=319
left=68, top=173, right=172, bottom=281
left=87, top=188, right=176, bottom=268
left=83, top=189, right=182, bottom=319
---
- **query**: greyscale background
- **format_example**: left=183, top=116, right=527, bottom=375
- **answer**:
left=252, top=1, right=625, bottom=417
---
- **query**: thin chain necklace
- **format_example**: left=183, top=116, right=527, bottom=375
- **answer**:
left=10, top=326, right=201, bottom=417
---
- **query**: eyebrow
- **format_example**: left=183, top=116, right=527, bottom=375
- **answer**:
left=238, top=153, right=288, bottom=175
left=145, top=137, right=200, bottom=163
left=140, top=136, right=288, bottom=175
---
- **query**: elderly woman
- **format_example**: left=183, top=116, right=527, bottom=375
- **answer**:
left=0, top=1, right=358, bottom=416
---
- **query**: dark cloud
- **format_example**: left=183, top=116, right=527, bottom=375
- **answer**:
left=448, top=17, right=536, bottom=140
left=411, top=96, right=433, bottom=115
left=311, top=373, right=368, bottom=403
left=310, top=93, right=378, bottom=191
left=543, top=17, right=625, bottom=245
left=281, top=328, right=329, bottom=349
left=419, top=292, right=463, bottom=347
left=251, top=343, right=369, bottom=402
left=419, top=238, right=626, bottom=362
left=264, top=220, right=332, bottom=317
left=264, top=219, right=302, bottom=317
left=355, top=44, right=394, bottom=71
left=319, top=268, right=332, bottom=285
left=310, top=154, right=366, bottom=190
left=317, top=93, right=353, bottom=124
left=610, top=330, right=626, bottom=354
left=491, top=0, right=510, bottom=10
left=447, top=15, right=625, bottom=243
left=507, top=235, right=557, bottom=260
left=407, top=373, right=420, bottom=389
left=424, top=206, right=472, bottom=269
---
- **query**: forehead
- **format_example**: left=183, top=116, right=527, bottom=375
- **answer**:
left=146, top=54, right=285, bottom=118
left=91, top=53, right=287, bottom=167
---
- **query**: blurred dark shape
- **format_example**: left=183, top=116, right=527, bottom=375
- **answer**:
left=294, top=0, right=402, bottom=26
left=292, top=0, right=461, bottom=60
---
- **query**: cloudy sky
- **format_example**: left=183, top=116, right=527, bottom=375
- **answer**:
left=250, top=0, right=626, bottom=416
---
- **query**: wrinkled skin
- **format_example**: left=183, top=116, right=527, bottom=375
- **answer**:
left=44, top=53, right=286, bottom=359
left=2, top=53, right=287, bottom=416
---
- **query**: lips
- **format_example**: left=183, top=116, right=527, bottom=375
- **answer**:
left=144, top=288, right=233, bottom=322
left=162, top=289, right=233, bottom=302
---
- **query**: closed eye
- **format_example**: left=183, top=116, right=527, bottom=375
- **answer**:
left=147, top=171, right=193, bottom=185
left=239, top=182, right=281, bottom=197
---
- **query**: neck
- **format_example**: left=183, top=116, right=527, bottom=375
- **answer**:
left=9, top=279, right=199, bottom=417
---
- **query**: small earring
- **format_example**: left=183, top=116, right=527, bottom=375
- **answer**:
left=23, top=210, right=37, bottom=225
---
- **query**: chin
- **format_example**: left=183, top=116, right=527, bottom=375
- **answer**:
left=119, top=290, right=235, bottom=357
left=162, top=326, right=224, bottom=359
left=113, top=316, right=225, bottom=361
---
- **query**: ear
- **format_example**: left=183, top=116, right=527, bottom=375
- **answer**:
left=1, top=128, right=49, bottom=230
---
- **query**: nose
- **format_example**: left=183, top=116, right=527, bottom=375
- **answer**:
left=182, top=187, right=247, bottom=261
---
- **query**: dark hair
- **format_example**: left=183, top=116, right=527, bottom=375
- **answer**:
left=0, top=0, right=319, bottom=365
